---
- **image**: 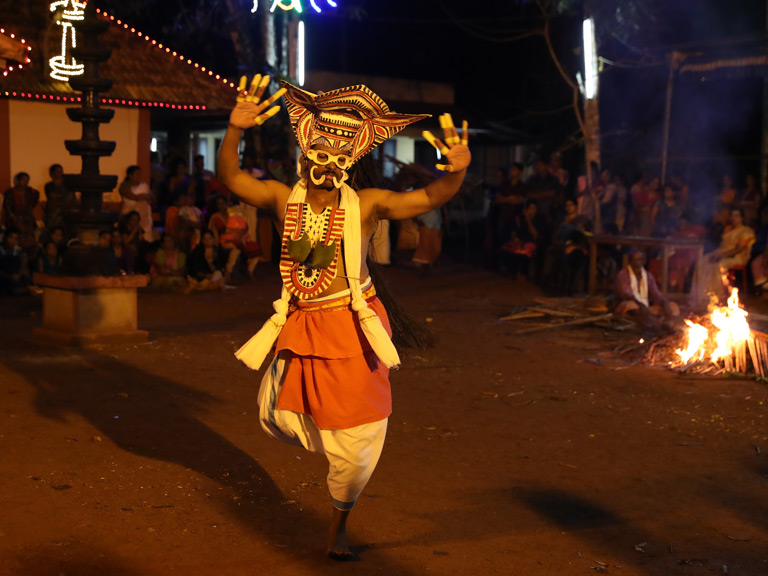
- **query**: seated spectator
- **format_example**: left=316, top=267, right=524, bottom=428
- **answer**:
left=737, top=174, right=761, bottom=229
left=43, top=226, right=68, bottom=255
left=44, top=163, right=78, bottom=241
left=220, top=207, right=262, bottom=279
left=190, top=154, right=215, bottom=210
left=599, top=169, right=624, bottom=234
left=119, top=165, right=154, bottom=242
left=37, top=240, right=62, bottom=275
left=691, top=208, right=755, bottom=309
left=168, top=158, right=191, bottom=200
left=148, top=233, right=189, bottom=293
left=494, top=163, right=527, bottom=252
left=612, top=174, right=629, bottom=233
left=165, top=193, right=182, bottom=239
left=3, top=172, right=39, bottom=254
left=526, top=158, right=562, bottom=221
left=0, top=228, right=31, bottom=295
left=630, top=175, right=660, bottom=236
left=615, top=249, right=680, bottom=329
left=111, top=229, right=136, bottom=275
left=651, top=184, right=684, bottom=238
left=176, top=194, right=203, bottom=254
left=187, top=230, right=226, bottom=291
left=119, top=210, right=153, bottom=273
left=548, top=151, right=569, bottom=188
left=551, top=198, right=592, bottom=294
left=665, top=212, right=706, bottom=292
left=208, top=195, right=230, bottom=241
left=500, top=199, right=541, bottom=279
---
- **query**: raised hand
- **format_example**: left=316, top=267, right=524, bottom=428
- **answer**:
left=229, top=74, right=287, bottom=130
left=422, top=113, right=471, bottom=173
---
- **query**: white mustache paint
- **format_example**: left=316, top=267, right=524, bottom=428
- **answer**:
left=310, top=165, right=349, bottom=188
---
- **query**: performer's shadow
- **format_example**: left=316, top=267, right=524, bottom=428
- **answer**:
left=5, top=348, right=350, bottom=569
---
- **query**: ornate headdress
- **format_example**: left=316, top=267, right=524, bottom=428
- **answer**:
left=281, top=80, right=429, bottom=167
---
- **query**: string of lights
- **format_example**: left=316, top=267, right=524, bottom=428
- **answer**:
left=0, top=27, right=32, bottom=78
left=96, top=8, right=238, bottom=91
left=0, top=90, right=206, bottom=110
left=1, top=8, right=239, bottom=110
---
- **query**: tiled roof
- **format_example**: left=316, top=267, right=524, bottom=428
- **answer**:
left=0, top=0, right=238, bottom=111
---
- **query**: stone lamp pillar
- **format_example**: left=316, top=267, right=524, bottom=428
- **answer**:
left=34, top=0, right=147, bottom=345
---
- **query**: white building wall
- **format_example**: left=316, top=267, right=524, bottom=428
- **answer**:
left=8, top=100, right=139, bottom=201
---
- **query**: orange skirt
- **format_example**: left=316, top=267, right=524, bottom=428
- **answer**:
left=275, top=290, right=392, bottom=430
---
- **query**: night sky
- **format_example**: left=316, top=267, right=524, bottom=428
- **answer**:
left=99, top=0, right=768, bottom=181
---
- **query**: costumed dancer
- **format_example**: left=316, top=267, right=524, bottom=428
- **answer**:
left=218, top=75, right=471, bottom=560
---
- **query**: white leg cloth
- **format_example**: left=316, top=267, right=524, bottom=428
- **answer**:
left=258, top=353, right=388, bottom=511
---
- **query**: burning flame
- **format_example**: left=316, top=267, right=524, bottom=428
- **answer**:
left=675, top=320, right=708, bottom=364
left=674, top=288, right=750, bottom=367
left=710, top=288, right=750, bottom=362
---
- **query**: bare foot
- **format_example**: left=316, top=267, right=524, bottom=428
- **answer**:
left=327, top=508, right=358, bottom=561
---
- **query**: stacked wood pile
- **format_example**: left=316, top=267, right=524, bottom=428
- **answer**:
left=500, top=297, right=631, bottom=335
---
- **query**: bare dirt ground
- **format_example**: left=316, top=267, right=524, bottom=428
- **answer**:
left=1, top=260, right=767, bottom=576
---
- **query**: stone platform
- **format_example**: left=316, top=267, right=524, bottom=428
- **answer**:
left=33, top=273, right=148, bottom=346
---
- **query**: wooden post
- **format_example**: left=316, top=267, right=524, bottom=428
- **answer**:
left=661, top=53, right=681, bottom=184
left=588, top=239, right=597, bottom=294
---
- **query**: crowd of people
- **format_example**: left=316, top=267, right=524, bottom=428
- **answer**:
left=3, top=149, right=767, bottom=309
left=0, top=153, right=286, bottom=296
left=483, top=154, right=766, bottom=308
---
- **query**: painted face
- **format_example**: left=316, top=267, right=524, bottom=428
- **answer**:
left=305, top=148, right=352, bottom=170
left=304, top=144, right=350, bottom=189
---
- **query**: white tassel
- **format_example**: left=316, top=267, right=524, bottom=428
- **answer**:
left=351, top=295, right=401, bottom=369
left=235, top=292, right=290, bottom=370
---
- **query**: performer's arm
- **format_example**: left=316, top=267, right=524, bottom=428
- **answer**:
left=372, top=115, right=471, bottom=221
left=217, top=75, right=289, bottom=213
left=217, top=126, right=287, bottom=212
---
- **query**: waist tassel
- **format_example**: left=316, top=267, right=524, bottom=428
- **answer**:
left=351, top=293, right=400, bottom=370
left=235, top=288, right=291, bottom=370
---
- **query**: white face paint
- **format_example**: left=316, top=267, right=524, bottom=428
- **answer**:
left=309, top=165, right=349, bottom=188
left=310, top=165, right=329, bottom=186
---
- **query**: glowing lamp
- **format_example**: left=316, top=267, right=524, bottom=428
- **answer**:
left=297, top=20, right=305, bottom=86
left=582, top=17, right=598, bottom=100
left=49, top=0, right=86, bottom=81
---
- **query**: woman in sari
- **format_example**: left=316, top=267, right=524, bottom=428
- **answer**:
left=690, top=208, right=755, bottom=309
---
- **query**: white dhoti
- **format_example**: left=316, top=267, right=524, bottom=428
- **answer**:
left=258, top=353, right=388, bottom=511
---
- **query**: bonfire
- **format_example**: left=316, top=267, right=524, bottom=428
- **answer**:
left=645, top=288, right=768, bottom=378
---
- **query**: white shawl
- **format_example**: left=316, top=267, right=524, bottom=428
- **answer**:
left=235, top=180, right=401, bottom=370
left=628, top=266, right=649, bottom=307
